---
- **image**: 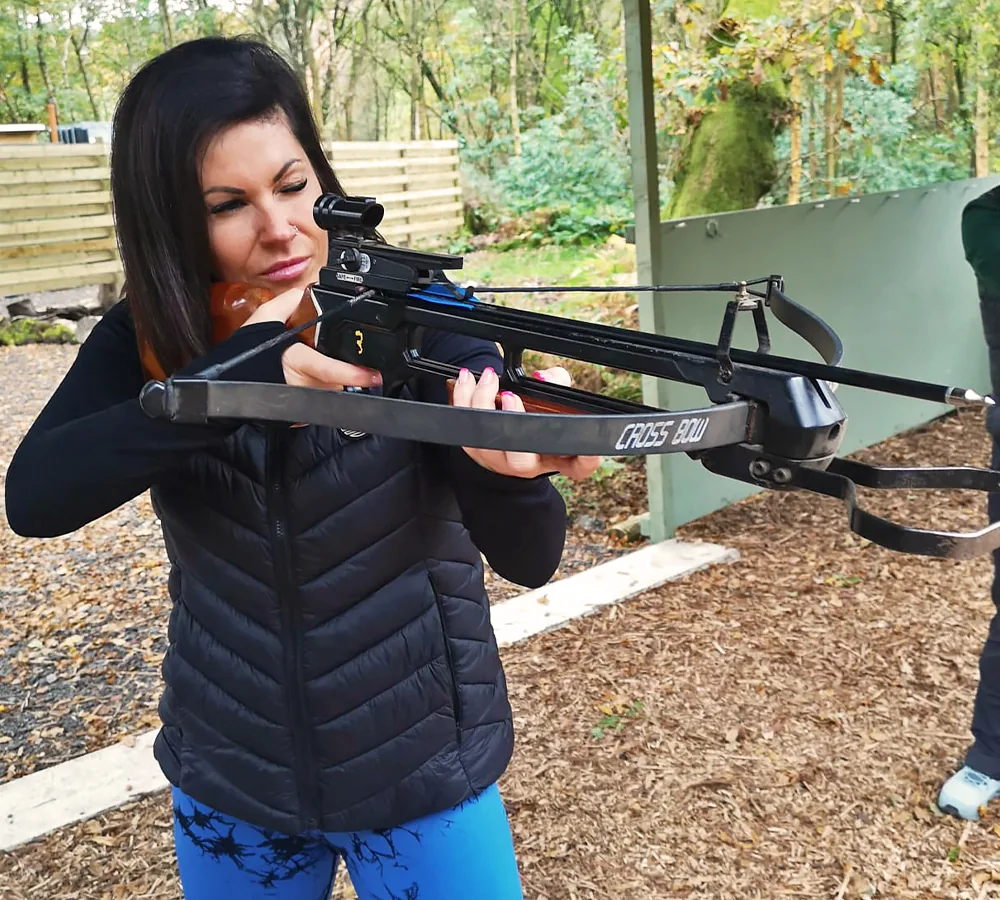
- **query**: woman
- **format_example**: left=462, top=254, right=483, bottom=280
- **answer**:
left=4, top=36, right=600, bottom=898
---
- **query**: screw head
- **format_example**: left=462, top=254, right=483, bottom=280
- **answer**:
left=749, top=459, right=770, bottom=478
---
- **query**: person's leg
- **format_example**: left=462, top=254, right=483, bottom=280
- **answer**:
left=966, top=417, right=1000, bottom=773
left=939, top=288, right=1000, bottom=819
left=328, top=782, right=523, bottom=900
left=172, top=787, right=339, bottom=900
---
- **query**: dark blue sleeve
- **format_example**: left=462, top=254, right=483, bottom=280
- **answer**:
left=4, top=300, right=287, bottom=538
left=412, top=329, right=568, bottom=589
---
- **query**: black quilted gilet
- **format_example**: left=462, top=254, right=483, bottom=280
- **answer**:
left=149, top=421, right=514, bottom=835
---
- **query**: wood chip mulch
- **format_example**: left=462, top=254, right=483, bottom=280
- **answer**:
left=6, top=338, right=1000, bottom=898
left=0, top=345, right=643, bottom=786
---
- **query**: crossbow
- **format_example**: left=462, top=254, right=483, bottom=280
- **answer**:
left=139, top=193, right=1000, bottom=560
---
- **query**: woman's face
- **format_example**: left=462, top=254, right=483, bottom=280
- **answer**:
left=199, top=115, right=327, bottom=294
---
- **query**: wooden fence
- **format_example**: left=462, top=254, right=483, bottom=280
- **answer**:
left=324, top=140, right=464, bottom=245
left=0, top=139, right=464, bottom=300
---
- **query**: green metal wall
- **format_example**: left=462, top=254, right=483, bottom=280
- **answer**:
left=638, top=177, right=1000, bottom=542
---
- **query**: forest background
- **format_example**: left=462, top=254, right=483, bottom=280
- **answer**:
left=0, top=0, right=995, bottom=246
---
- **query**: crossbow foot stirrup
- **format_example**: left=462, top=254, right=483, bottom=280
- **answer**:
left=137, top=192, right=1000, bottom=561
left=697, top=444, right=1000, bottom=560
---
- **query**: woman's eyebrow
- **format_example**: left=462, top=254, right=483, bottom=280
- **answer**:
left=203, top=159, right=302, bottom=195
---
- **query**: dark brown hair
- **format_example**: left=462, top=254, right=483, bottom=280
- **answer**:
left=110, top=35, right=347, bottom=376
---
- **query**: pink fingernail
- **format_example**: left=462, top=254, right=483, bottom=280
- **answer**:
left=458, top=368, right=471, bottom=384
left=483, top=367, right=495, bottom=379
left=533, top=371, right=547, bottom=381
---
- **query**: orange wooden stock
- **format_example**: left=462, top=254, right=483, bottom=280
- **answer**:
left=139, top=282, right=315, bottom=380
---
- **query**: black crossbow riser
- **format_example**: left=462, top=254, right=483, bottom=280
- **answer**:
left=138, top=193, right=1000, bottom=560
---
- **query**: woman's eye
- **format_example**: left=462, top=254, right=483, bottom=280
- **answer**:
left=208, top=199, right=244, bottom=215
left=281, top=179, right=308, bottom=194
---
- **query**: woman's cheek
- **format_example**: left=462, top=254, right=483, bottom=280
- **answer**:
left=207, top=221, right=249, bottom=282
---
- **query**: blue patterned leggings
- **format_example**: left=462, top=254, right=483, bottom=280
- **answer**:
left=171, top=783, right=524, bottom=899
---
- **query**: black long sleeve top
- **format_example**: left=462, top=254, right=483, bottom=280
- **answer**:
left=4, top=300, right=567, bottom=588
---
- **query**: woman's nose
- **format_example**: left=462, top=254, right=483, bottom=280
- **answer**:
left=259, top=208, right=297, bottom=243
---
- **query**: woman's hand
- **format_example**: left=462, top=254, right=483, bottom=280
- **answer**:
left=242, top=286, right=382, bottom=391
left=452, top=365, right=603, bottom=481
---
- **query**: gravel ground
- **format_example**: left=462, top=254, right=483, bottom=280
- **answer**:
left=0, top=343, right=645, bottom=785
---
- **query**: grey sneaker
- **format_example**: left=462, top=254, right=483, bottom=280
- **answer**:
left=938, top=766, right=1000, bottom=820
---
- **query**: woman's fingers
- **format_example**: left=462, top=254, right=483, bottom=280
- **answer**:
left=451, top=367, right=476, bottom=406
left=533, top=366, right=571, bottom=386
left=468, top=367, right=501, bottom=409
left=242, top=286, right=309, bottom=327
left=282, top=343, right=382, bottom=390
left=458, top=368, right=506, bottom=468
left=497, top=390, right=541, bottom=475
left=539, top=453, right=602, bottom=481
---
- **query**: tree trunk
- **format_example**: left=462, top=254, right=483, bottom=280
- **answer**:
left=886, top=0, right=901, bottom=65
left=408, top=0, right=420, bottom=140
left=70, top=28, right=100, bottom=119
left=158, top=0, right=174, bottom=49
left=0, top=80, right=18, bottom=119
left=509, top=0, right=521, bottom=155
left=807, top=93, right=819, bottom=199
left=666, top=81, right=787, bottom=218
left=975, top=81, right=990, bottom=176
left=16, top=12, right=31, bottom=93
left=928, top=65, right=943, bottom=129
left=303, top=19, right=324, bottom=135
left=787, top=71, right=802, bottom=205
left=824, top=65, right=843, bottom=193
left=973, top=7, right=991, bottom=177
left=834, top=68, right=844, bottom=181
left=35, top=11, right=54, bottom=100
left=664, top=0, right=787, bottom=218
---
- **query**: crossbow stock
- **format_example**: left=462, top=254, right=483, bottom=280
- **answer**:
left=139, top=194, right=1000, bottom=560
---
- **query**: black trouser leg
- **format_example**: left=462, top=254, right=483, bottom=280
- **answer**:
left=964, top=292, right=1000, bottom=778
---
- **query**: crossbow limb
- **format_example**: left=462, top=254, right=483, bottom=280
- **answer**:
left=139, top=194, right=1000, bottom=560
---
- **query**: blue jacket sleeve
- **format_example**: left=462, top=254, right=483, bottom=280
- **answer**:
left=411, top=329, right=568, bottom=589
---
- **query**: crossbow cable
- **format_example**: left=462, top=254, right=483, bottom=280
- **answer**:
left=138, top=192, right=1000, bottom=560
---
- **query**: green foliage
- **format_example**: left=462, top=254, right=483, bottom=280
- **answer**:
left=591, top=698, right=644, bottom=740
left=0, top=319, right=76, bottom=346
left=765, top=61, right=972, bottom=203
left=0, top=0, right=232, bottom=128
left=485, top=35, right=633, bottom=244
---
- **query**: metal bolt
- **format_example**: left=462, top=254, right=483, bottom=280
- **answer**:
left=706, top=219, right=719, bottom=237
left=749, top=459, right=770, bottom=478
left=773, top=467, right=792, bottom=484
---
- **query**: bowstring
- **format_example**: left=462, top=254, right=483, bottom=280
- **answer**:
left=454, top=279, right=773, bottom=299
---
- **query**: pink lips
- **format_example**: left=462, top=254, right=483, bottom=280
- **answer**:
left=263, top=256, right=310, bottom=282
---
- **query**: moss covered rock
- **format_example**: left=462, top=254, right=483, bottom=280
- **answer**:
left=0, top=318, right=77, bottom=346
